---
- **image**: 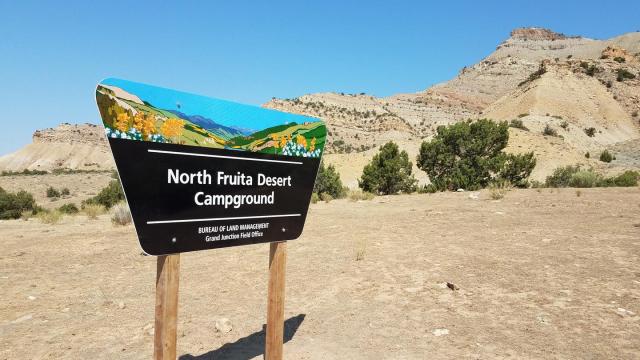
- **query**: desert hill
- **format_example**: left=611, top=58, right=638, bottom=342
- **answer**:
left=2, top=28, right=639, bottom=186
left=264, top=28, right=640, bottom=185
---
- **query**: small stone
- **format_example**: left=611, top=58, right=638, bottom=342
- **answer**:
left=142, top=323, right=154, bottom=336
left=12, top=314, right=33, bottom=324
left=61, top=308, right=70, bottom=313
left=468, top=193, right=479, bottom=200
left=215, top=318, right=233, bottom=333
left=27, top=296, right=36, bottom=301
left=615, top=308, right=636, bottom=317
left=118, top=301, right=126, bottom=309
left=432, top=328, right=449, bottom=336
left=446, top=282, right=459, bottom=291
left=456, top=188, right=465, bottom=192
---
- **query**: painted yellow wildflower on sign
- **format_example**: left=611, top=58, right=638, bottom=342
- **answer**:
left=115, top=113, right=130, bottom=132
left=161, top=118, right=185, bottom=139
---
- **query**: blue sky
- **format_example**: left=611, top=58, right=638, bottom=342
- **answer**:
left=1, top=0, right=638, bottom=154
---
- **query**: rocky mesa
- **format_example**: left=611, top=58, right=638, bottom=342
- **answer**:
left=0, top=123, right=114, bottom=172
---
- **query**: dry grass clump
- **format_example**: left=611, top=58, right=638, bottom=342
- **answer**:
left=319, top=193, right=334, bottom=203
left=489, top=180, right=512, bottom=200
left=355, top=238, right=367, bottom=261
left=38, top=210, right=62, bottom=224
left=348, top=190, right=375, bottom=201
left=83, top=204, right=106, bottom=220
left=111, top=202, right=132, bottom=226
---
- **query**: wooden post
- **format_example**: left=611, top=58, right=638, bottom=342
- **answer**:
left=265, top=241, right=287, bottom=360
left=154, top=254, right=180, bottom=360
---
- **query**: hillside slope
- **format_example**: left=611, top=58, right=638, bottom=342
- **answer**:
left=265, top=28, right=640, bottom=183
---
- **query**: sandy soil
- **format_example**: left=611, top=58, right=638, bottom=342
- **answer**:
left=1, top=188, right=639, bottom=359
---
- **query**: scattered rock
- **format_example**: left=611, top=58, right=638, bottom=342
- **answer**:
left=27, top=296, right=36, bottom=301
left=456, top=189, right=465, bottom=192
left=468, top=192, right=479, bottom=200
left=446, top=282, right=460, bottom=291
left=215, top=318, right=233, bottom=333
left=536, top=314, right=550, bottom=324
left=11, top=314, right=33, bottom=324
left=142, top=323, right=154, bottom=336
left=615, top=308, right=636, bottom=318
left=432, top=328, right=449, bottom=336
left=117, top=301, right=126, bottom=309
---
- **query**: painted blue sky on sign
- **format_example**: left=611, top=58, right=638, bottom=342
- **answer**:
left=100, top=78, right=318, bottom=131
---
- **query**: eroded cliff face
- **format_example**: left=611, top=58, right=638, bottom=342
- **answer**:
left=32, top=123, right=108, bottom=146
left=0, top=123, right=113, bottom=172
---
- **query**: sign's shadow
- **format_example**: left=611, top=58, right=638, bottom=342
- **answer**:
left=179, top=314, right=306, bottom=360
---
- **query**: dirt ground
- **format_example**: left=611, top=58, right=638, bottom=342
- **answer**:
left=1, top=188, right=639, bottom=359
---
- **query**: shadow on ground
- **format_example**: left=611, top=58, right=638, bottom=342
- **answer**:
left=179, top=314, right=306, bottom=360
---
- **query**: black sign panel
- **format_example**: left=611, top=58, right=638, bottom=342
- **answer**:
left=111, top=139, right=319, bottom=255
left=96, top=79, right=326, bottom=255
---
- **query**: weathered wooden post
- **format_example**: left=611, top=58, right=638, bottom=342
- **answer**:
left=265, top=241, right=287, bottom=360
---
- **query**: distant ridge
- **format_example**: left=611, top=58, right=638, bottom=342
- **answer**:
left=167, top=109, right=248, bottom=139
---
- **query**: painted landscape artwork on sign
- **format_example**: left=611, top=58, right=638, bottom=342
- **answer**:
left=95, top=78, right=326, bottom=255
left=96, top=78, right=326, bottom=158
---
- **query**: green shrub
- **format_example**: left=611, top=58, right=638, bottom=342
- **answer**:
left=509, top=118, right=528, bottom=131
left=498, top=152, right=537, bottom=188
left=422, top=184, right=438, bottom=193
left=518, top=64, right=546, bottom=86
left=61, top=188, right=70, bottom=196
left=545, top=165, right=581, bottom=187
left=616, top=69, right=636, bottom=82
left=584, top=127, right=596, bottom=137
left=613, top=56, right=625, bottom=63
left=310, top=192, right=319, bottom=204
left=417, top=119, right=536, bottom=191
left=46, top=186, right=61, bottom=198
left=58, top=203, right=79, bottom=214
left=599, top=150, right=614, bottom=163
left=83, top=179, right=125, bottom=209
left=585, top=152, right=590, bottom=159
left=1, top=169, right=48, bottom=176
left=0, top=187, right=37, bottom=219
left=599, top=170, right=639, bottom=187
left=313, top=162, right=346, bottom=199
left=359, top=141, right=417, bottom=194
left=568, top=170, right=600, bottom=188
left=560, top=121, right=569, bottom=129
left=543, top=124, right=558, bottom=137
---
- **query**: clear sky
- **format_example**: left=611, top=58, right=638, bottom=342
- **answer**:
left=1, top=0, right=638, bottom=154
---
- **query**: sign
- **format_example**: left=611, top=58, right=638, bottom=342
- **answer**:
left=95, top=78, right=325, bottom=255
